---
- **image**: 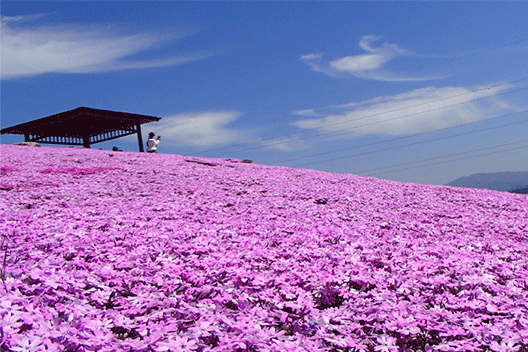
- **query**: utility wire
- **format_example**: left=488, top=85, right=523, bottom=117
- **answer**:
left=353, top=138, right=528, bottom=176
left=190, top=36, right=528, bottom=181
left=409, top=36, right=528, bottom=76
left=196, top=77, right=528, bottom=157
left=250, top=85, right=528, bottom=155
left=281, top=109, right=528, bottom=168
left=368, top=144, right=528, bottom=178
left=193, top=36, right=528, bottom=157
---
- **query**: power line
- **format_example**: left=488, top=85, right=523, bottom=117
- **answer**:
left=368, top=144, right=528, bottom=178
left=280, top=109, right=528, bottom=168
left=250, top=85, right=528, bottom=155
left=192, top=35, right=528, bottom=157
left=410, top=36, right=528, bottom=76
left=353, top=138, right=528, bottom=176
left=200, top=78, right=528, bottom=156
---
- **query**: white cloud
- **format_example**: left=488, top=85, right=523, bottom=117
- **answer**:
left=148, top=111, right=247, bottom=148
left=259, top=136, right=307, bottom=152
left=132, top=111, right=307, bottom=151
left=301, top=35, right=438, bottom=82
left=292, top=109, right=322, bottom=117
left=292, top=84, right=518, bottom=137
left=330, top=53, right=390, bottom=72
left=1, top=15, right=213, bottom=79
left=299, top=52, right=336, bottom=77
left=299, top=53, right=322, bottom=61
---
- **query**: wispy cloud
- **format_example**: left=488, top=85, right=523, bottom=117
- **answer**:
left=301, top=35, right=438, bottom=82
left=291, top=109, right=323, bottom=117
left=147, top=111, right=248, bottom=148
left=1, top=14, right=214, bottom=80
left=292, top=84, right=518, bottom=137
left=258, top=136, right=308, bottom=152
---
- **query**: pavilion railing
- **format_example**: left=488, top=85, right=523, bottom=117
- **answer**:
left=88, top=128, right=137, bottom=144
left=25, top=126, right=138, bottom=146
left=26, top=134, right=85, bottom=145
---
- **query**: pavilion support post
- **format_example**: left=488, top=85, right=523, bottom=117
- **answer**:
left=136, top=123, right=144, bottom=152
left=83, top=135, right=90, bottom=148
left=24, top=133, right=30, bottom=142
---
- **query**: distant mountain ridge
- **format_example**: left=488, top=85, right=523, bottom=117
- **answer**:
left=509, top=186, right=528, bottom=194
left=446, top=171, right=528, bottom=192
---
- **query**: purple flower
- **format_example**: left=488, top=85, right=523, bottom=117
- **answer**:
left=155, top=336, right=198, bottom=352
left=10, top=336, right=43, bottom=352
left=374, top=336, right=399, bottom=352
left=2, top=144, right=528, bottom=351
left=489, top=340, right=521, bottom=352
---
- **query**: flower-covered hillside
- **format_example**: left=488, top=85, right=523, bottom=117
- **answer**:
left=1, top=144, right=527, bottom=352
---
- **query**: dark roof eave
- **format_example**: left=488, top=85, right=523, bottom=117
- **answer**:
left=1, top=107, right=161, bottom=135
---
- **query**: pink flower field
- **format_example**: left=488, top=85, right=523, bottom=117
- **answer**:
left=1, top=144, right=527, bottom=352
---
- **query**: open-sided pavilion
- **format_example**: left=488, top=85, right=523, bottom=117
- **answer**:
left=0, top=107, right=161, bottom=152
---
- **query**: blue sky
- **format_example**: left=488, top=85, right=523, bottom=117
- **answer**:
left=2, top=1, right=528, bottom=185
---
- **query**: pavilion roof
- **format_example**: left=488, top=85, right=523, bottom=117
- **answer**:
left=1, top=107, right=161, bottom=149
left=1, top=106, right=160, bottom=138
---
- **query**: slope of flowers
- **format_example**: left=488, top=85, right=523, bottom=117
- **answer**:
left=1, top=144, right=527, bottom=352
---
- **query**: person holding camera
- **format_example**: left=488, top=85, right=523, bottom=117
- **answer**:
left=146, top=132, right=161, bottom=153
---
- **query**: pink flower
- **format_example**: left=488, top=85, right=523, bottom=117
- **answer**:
left=155, top=335, right=198, bottom=352
left=10, top=336, right=43, bottom=352
left=1, top=312, right=24, bottom=330
left=188, top=320, right=219, bottom=337
left=489, top=340, right=521, bottom=352
left=2, top=144, right=528, bottom=351
left=374, top=335, right=399, bottom=352
left=272, top=339, right=305, bottom=351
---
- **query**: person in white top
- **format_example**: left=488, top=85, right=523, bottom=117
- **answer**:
left=146, top=132, right=161, bottom=153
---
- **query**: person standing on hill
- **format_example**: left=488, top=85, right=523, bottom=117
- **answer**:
left=146, top=132, right=161, bottom=153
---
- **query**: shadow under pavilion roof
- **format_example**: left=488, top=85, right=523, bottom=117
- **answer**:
left=1, top=107, right=161, bottom=151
